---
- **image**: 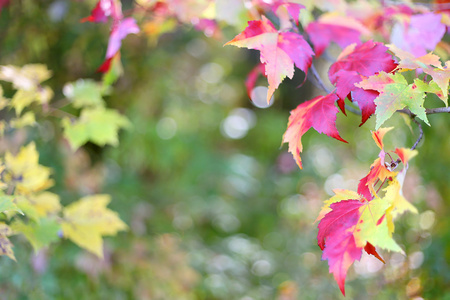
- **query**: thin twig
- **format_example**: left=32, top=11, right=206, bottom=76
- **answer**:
left=46, top=108, right=77, bottom=119
left=397, top=107, right=450, bottom=117
left=345, top=104, right=361, bottom=115
left=426, top=107, right=450, bottom=115
left=410, top=118, right=423, bottom=151
left=310, top=64, right=331, bottom=94
left=390, top=111, right=424, bottom=171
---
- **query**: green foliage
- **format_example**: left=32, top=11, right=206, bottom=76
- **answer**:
left=0, top=0, right=449, bottom=299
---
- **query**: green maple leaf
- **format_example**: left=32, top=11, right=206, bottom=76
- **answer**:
left=356, top=72, right=429, bottom=129
left=0, top=194, right=23, bottom=215
left=354, top=197, right=403, bottom=253
left=63, top=79, right=105, bottom=109
left=62, top=108, right=131, bottom=150
left=11, top=218, right=61, bottom=252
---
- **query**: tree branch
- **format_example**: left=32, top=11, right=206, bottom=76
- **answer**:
left=410, top=118, right=423, bottom=151
left=426, top=107, right=450, bottom=115
left=390, top=112, right=424, bottom=170
left=345, top=104, right=361, bottom=115
left=397, top=106, right=450, bottom=117
left=309, top=63, right=331, bottom=94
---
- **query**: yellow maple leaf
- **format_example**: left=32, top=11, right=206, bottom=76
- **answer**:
left=61, top=194, right=127, bottom=258
left=15, top=192, right=62, bottom=220
left=383, top=177, right=418, bottom=220
left=3, top=142, right=53, bottom=194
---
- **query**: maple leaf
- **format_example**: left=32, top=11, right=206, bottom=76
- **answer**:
left=270, top=1, right=305, bottom=29
left=0, top=194, right=22, bottom=215
left=371, top=126, right=392, bottom=150
left=0, top=64, right=52, bottom=91
left=63, top=79, right=105, bottom=109
left=318, top=196, right=402, bottom=295
left=0, top=64, right=54, bottom=115
left=379, top=147, right=418, bottom=220
left=81, top=1, right=138, bottom=73
left=388, top=44, right=442, bottom=71
left=317, top=199, right=363, bottom=295
left=12, top=218, right=61, bottom=252
left=18, top=192, right=62, bottom=218
left=10, top=112, right=36, bottom=129
left=282, top=93, right=347, bottom=169
left=356, top=72, right=430, bottom=129
left=3, top=143, right=54, bottom=195
left=388, top=45, right=450, bottom=105
left=61, top=194, right=127, bottom=258
left=395, top=147, right=418, bottom=165
left=0, top=223, right=15, bottom=261
left=306, top=13, right=370, bottom=57
left=423, top=62, right=450, bottom=106
left=328, top=41, right=397, bottom=125
left=102, top=53, right=124, bottom=86
left=316, top=189, right=360, bottom=223
left=317, top=190, right=386, bottom=262
left=81, top=0, right=123, bottom=23
left=225, top=16, right=314, bottom=102
left=351, top=88, right=379, bottom=126
left=383, top=177, right=418, bottom=220
left=353, top=197, right=402, bottom=253
left=390, top=13, right=446, bottom=57
left=357, top=127, right=397, bottom=199
left=364, top=242, right=385, bottom=264
left=62, top=107, right=131, bottom=150
left=329, top=41, right=397, bottom=85
left=105, top=18, right=140, bottom=60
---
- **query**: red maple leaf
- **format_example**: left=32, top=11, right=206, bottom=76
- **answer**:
left=357, top=128, right=396, bottom=199
left=283, top=93, right=347, bottom=169
left=225, top=16, right=314, bottom=102
left=318, top=200, right=364, bottom=295
left=328, top=41, right=397, bottom=125
left=81, top=0, right=123, bottom=23
left=82, top=0, right=139, bottom=73
left=364, top=242, right=385, bottom=263
left=318, top=197, right=389, bottom=295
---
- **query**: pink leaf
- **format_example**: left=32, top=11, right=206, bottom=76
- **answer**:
left=328, top=41, right=396, bottom=125
left=81, top=0, right=123, bottom=23
left=272, top=1, right=305, bottom=25
left=226, top=16, right=314, bottom=102
left=329, top=41, right=397, bottom=84
left=318, top=200, right=364, bottom=296
left=391, top=13, right=446, bottom=57
left=351, top=88, right=379, bottom=126
left=282, top=93, right=347, bottom=169
left=306, top=15, right=369, bottom=57
left=106, top=17, right=140, bottom=59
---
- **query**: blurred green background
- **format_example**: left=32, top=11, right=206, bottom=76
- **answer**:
left=0, top=1, right=449, bottom=299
